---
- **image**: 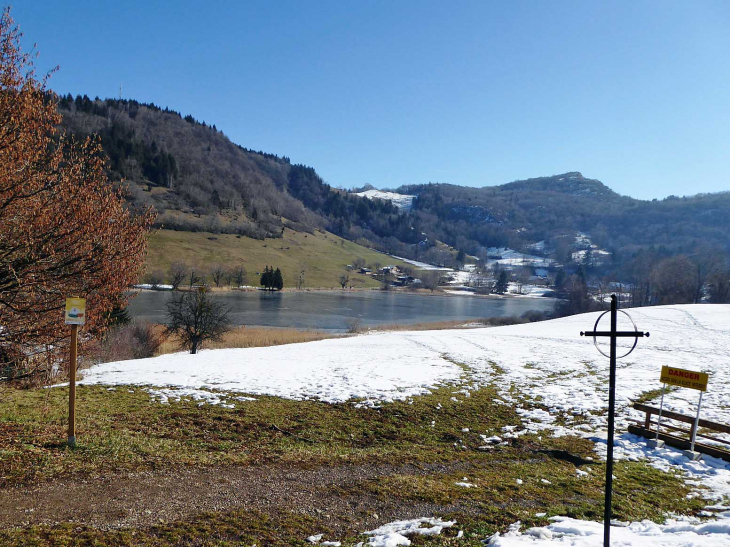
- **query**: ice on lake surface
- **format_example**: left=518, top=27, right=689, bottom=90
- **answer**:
left=127, top=289, right=555, bottom=331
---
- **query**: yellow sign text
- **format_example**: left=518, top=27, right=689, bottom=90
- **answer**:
left=660, top=366, right=708, bottom=392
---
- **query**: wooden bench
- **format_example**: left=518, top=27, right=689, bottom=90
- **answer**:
left=628, top=402, right=730, bottom=462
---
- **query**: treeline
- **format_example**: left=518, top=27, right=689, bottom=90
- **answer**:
left=145, top=262, right=248, bottom=290
left=145, top=262, right=288, bottom=291
left=552, top=247, right=730, bottom=318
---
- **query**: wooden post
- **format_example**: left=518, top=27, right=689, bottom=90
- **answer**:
left=68, top=323, right=78, bottom=447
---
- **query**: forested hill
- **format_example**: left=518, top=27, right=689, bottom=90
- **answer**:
left=56, top=95, right=408, bottom=245
left=397, top=173, right=730, bottom=261
left=57, top=95, right=730, bottom=271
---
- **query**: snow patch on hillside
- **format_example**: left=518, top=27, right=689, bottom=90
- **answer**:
left=354, top=189, right=415, bottom=210
left=488, top=247, right=553, bottom=268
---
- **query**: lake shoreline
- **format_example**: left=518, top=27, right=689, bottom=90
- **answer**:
left=132, top=285, right=556, bottom=300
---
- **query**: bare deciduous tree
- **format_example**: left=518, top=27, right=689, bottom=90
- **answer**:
left=338, top=272, right=350, bottom=289
left=708, top=264, right=730, bottom=303
left=169, top=262, right=187, bottom=290
left=651, top=255, right=695, bottom=305
left=690, top=248, right=723, bottom=303
left=188, top=268, right=201, bottom=288
left=145, top=270, right=164, bottom=289
left=233, top=265, right=247, bottom=287
left=419, top=270, right=441, bottom=292
left=165, top=289, right=231, bottom=354
left=210, top=264, right=225, bottom=288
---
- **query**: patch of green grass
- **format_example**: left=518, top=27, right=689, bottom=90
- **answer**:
left=146, top=228, right=414, bottom=289
left=0, top=381, right=709, bottom=545
left=351, top=440, right=703, bottom=531
left=634, top=386, right=673, bottom=405
left=0, top=382, right=520, bottom=486
left=0, top=508, right=323, bottom=546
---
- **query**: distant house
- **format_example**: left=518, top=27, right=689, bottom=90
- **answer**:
left=359, top=267, right=372, bottom=274
left=394, top=275, right=416, bottom=286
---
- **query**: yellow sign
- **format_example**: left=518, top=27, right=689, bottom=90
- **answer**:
left=660, top=366, right=708, bottom=392
left=65, top=297, right=86, bottom=325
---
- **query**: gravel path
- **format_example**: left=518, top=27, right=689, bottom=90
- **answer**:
left=0, top=461, right=475, bottom=532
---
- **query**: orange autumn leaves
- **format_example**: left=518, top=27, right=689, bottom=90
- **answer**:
left=0, top=9, right=154, bottom=373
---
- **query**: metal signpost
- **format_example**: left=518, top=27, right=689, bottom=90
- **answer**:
left=580, top=294, right=649, bottom=547
left=65, top=297, right=86, bottom=447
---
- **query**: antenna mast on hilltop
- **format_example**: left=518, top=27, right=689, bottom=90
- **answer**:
left=119, top=84, right=123, bottom=101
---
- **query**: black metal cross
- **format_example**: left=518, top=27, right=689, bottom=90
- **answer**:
left=580, top=294, right=649, bottom=547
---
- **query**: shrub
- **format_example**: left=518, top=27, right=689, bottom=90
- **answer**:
left=93, top=321, right=163, bottom=364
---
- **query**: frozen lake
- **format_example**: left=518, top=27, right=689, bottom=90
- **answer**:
left=127, top=290, right=556, bottom=331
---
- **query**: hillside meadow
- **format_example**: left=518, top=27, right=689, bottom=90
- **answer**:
left=145, top=228, right=414, bottom=289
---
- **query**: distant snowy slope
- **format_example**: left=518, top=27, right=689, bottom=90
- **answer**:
left=354, top=189, right=415, bottom=210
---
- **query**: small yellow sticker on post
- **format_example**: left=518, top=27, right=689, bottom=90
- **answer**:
left=660, top=366, right=708, bottom=391
left=65, top=297, right=86, bottom=325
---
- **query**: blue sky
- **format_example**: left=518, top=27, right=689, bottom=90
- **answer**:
left=14, top=0, right=730, bottom=199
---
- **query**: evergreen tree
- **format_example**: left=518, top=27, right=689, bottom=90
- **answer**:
left=260, top=266, right=271, bottom=289
left=273, top=268, right=284, bottom=290
left=493, top=270, right=509, bottom=294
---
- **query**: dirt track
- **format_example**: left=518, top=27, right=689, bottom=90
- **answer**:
left=0, top=461, right=475, bottom=532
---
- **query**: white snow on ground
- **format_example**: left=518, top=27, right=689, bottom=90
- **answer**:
left=390, top=256, right=451, bottom=271
left=79, top=333, right=463, bottom=406
left=487, top=516, right=730, bottom=546
left=79, top=304, right=730, bottom=544
left=443, top=289, right=475, bottom=296
left=80, top=304, right=730, bottom=432
left=362, top=518, right=456, bottom=546
left=354, top=190, right=415, bottom=211
left=572, top=249, right=611, bottom=263
left=133, top=284, right=174, bottom=290
left=447, top=270, right=472, bottom=284
left=488, top=247, right=554, bottom=268
left=147, top=387, right=255, bottom=408
left=507, top=283, right=553, bottom=298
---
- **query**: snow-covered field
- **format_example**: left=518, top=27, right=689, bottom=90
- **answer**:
left=390, top=255, right=452, bottom=271
left=488, top=247, right=554, bottom=268
left=79, top=304, right=730, bottom=545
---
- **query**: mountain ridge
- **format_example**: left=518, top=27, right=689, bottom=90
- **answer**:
left=56, top=94, right=730, bottom=275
